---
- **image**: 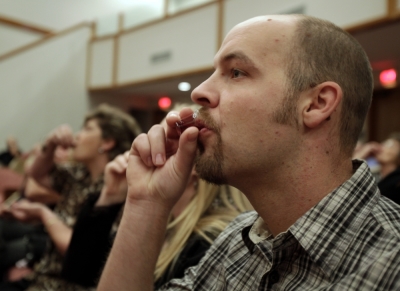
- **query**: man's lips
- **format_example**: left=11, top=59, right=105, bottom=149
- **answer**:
left=195, top=119, right=207, bottom=131
left=176, top=116, right=211, bottom=134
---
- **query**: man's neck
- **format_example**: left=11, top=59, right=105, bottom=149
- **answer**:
left=242, top=153, right=353, bottom=237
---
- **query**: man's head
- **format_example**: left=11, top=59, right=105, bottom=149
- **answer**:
left=191, top=15, right=373, bottom=186
left=280, top=15, right=373, bottom=156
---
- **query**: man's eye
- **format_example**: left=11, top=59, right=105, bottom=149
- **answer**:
left=231, top=69, right=245, bottom=78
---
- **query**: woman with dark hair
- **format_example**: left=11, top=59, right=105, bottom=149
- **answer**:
left=0, top=103, right=141, bottom=290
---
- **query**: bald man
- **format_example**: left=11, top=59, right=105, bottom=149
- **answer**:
left=98, top=15, right=400, bottom=290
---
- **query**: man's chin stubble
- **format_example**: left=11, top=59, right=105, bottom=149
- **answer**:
left=194, top=142, right=227, bottom=185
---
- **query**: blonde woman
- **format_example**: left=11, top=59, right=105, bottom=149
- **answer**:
left=155, top=173, right=251, bottom=287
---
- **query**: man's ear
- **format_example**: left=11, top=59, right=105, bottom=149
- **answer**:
left=302, top=82, right=342, bottom=129
left=101, top=139, right=116, bottom=152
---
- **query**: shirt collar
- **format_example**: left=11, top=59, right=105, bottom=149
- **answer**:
left=290, top=160, right=380, bottom=277
left=241, top=160, right=380, bottom=277
left=241, top=213, right=260, bottom=253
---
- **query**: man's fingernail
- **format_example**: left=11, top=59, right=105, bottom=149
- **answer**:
left=167, top=112, right=179, bottom=118
left=187, top=131, right=198, bottom=142
left=155, top=154, right=164, bottom=165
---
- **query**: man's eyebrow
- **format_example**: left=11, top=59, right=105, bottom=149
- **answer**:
left=221, top=51, right=257, bottom=67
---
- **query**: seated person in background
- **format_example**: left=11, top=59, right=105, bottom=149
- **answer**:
left=0, top=137, right=22, bottom=168
left=98, top=15, right=400, bottom=290
left=0, top=145, right=66, bottom=281
left=353, top=132, right=400, bottom=204
left=61, top=124, right=252, bottom=289
left=0, top=103, right=141, bottom=291
left=0, top=168, right=23, bottom=204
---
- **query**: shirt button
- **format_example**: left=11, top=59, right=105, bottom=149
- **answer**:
left=269, top=270, right=280, bottom=284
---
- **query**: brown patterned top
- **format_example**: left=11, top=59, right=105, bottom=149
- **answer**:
left=26, top=163, right=103, bottom=291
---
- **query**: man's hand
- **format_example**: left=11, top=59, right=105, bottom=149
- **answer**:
left=96, top=151, right=130, bottom=206
left=126, top=108, right=199, bottom=210
left=97, top=108, right=199, bottom=291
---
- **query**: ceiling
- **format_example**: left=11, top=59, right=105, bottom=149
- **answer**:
left=91, top=18, right=400, bottom=108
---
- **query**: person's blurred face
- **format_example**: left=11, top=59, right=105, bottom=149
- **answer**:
left=376, top=139, right=400, bottom=165
left=191, top=16, right=300, bottom=187
left=73, top=119, right=104, bottom=164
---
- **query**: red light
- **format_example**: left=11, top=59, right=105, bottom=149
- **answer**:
left=158, top=97, right=171, bottom=110
left=380, top=69, right=397, bottom=88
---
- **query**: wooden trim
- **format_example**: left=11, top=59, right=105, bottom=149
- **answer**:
left=113, top=14, right=124, bottom=86
left=344, top=15, right=400, bottom=33
left=90, top=21, right=96, bottom=40
left=85, top=42, right=92, bottom=89
left=118, top=17, right=166, bottom=36
left=164, top=0, right=169, bottom=17
left=88, top=84, right=120, bottom=92
left=118, top=13, right=124, bottom=32
left=344, top=1, right=400, bottom=33
left=0, top=22, right=91, bottom=62
left=89, top=66, right=213, bottom=92
left=90, top=34, right=115, bottom=42
left=112, top=36, right=119, bottom=85
left=388, top=0, right=398, bottom=18
left=165, top=0, right=218, bottom=19
left=217, top=0, right=224, bottom=51
left=0, top=15, right=53, bottom=35
left=89, top=15, right=122, bottom=40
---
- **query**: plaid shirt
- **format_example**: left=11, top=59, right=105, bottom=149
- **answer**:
left=159, top=160, right=400, bottom=290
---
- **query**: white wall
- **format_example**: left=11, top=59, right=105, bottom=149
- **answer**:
left=88, top=39, right=114, bottom=87
left=0, top=26, right=92, bottom=151
left=117, top=3, right=217, bottom=84
left=168, top=0, right=214, bottom=14
left=0, top=0, right=157, bottom=31
left=224, top=0, right=387, bottom=36
left=123, top=0, right=164, bottom=30
left=0, top=24, right=43, bottom=56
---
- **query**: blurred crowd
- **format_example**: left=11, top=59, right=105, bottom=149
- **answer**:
left=0, top=103, right=252, bottom=291
left=1, top=103, right=399, bottom=291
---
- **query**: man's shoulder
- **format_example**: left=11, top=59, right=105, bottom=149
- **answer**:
left=372, top=194, right=400, bottom=239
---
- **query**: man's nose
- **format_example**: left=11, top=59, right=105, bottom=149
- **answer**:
left=191, top=74, right=219, bottom=108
